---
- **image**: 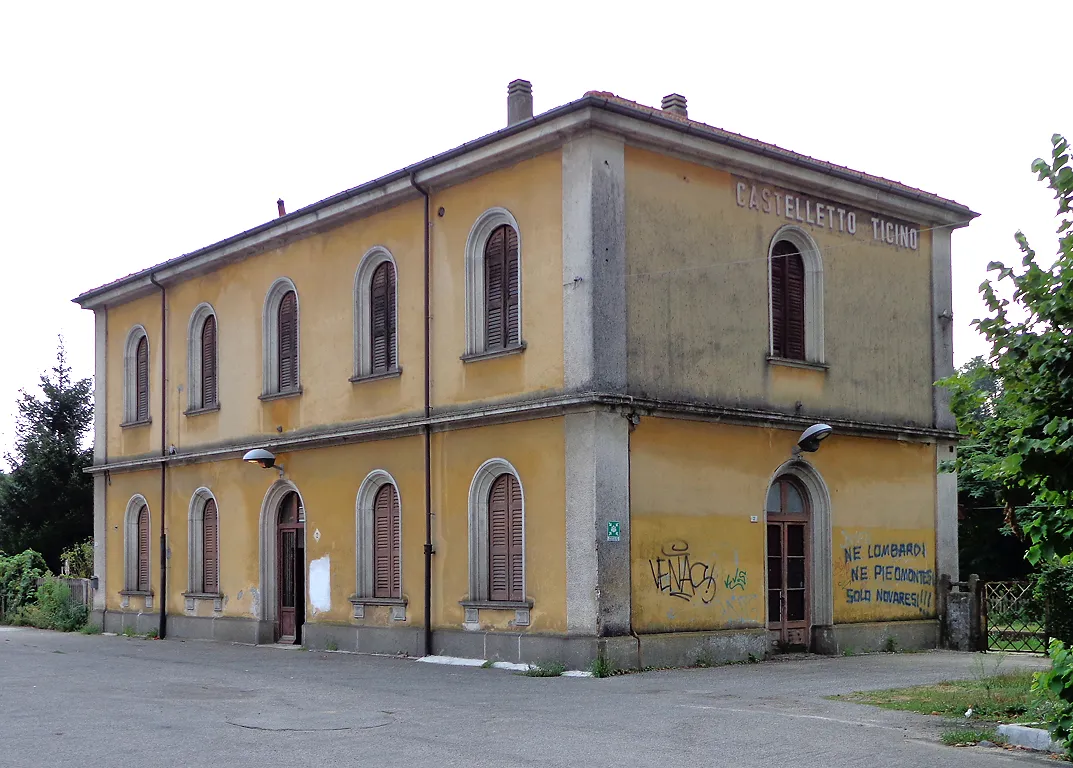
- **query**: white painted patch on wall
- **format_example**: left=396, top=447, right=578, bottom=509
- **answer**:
left=309, top=555, right=331, bottom=615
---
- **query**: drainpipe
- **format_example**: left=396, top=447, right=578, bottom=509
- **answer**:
left=409, top=173, right=433, bottom=657
left=149, top=273, right=167, bottom=640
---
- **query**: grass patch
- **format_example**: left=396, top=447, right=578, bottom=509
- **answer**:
left=324, top=638, right=339, bottom=652
left=590, top=655, right=615, bottom=678
left=79, top=623, right=102, bottom=635
left=940, top=728, right=1005, bottom=746
left=523, top=661, right=566, bottom=677
left=835, top=670, right=1054, bottom=722
left=480, top=660, right=495, bottom=669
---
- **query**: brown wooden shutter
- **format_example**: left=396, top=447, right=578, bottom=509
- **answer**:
left=370, top=262, right=396, bottom=374
left=136, top=336, right=149, bottom=421
left=507, top=475, right=523, bottom=602
left=373, top=484, right=400, bottom=598
left=771, top=241, right=806, bottom=360
left=488, top=475, right=510, bottom=601
left=201, top=315, right=217, bottom=408
left=485, top=226, right=506, bottom=351
left=278, top=291, right=297, bottom=391
left=203, top=498, right=219, bottom=594
left=505, top=227, right=520, bottom=346
left=137, top=505, right=150, bottom=592
left=785, top=251, right=806, bottom=360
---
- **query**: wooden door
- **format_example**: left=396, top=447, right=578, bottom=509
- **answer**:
left=276, top=492, right=305, bottom=644
left=766, top=478, right=810, bottom=649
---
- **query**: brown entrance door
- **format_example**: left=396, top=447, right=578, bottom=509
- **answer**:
left=766, top=477, right=810, bottom=649
left=276, top=492, right=305, bottom=644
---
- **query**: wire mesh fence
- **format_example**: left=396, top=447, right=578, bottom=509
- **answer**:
left=983, top=580, right=1048, bottom=653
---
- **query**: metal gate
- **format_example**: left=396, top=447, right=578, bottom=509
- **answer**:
left=982, top=580, right=1049, bottom=653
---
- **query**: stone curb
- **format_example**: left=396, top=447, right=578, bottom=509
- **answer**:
left=996, top=724, right=1063, bottom=754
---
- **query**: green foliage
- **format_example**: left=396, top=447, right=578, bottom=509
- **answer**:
left=1035, top=562, right=1073, bottom=645
left=121, top=625, right=137, bottom=637
left=523, top=661, right=565, bottom=677
left=0, top=549, right=48, bottom=617
left=962, top=135, right=1073, bottom=566
left=59, top=538, right=93, bottom=579
left=324, top=637, right=339, bottom=652
left=79, top=622, right=102, bottom=635
left=940, top=728, right=1004, bottom=747
left=12, top=576, right=87, bottom=631
left=0, top=342, right=93, bottom=571
left=1033, top=640, right=1073, bottom=756
left=589, top=655, right=614, bottom=678
left=883, top=636, right=898, bottom=653
left=480, top=659, right=495, bottom=669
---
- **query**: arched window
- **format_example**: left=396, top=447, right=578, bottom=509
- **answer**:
left=187, top=489, right=220, bottom=598
left=464, top=208, right=524, bottom=357
left=187, top=304, right=219, bottom=412
left=123, top=326, right=150, bottom=424
left=352, top=471, right=404, bottom=618
left=372, top=484, right=401, bottom=599
left=353, top=247, right=400, bottom=380
left=467, top=459, right=526, bottom=606
left=768, top=226, right=824, bottom=363
left=487, top=473, right=523, bottom=602
left=123, top=495, right=152, bottom=596
left=262, top=278, right=301, bottom=397
left=770, top=241, right=806, bottom=360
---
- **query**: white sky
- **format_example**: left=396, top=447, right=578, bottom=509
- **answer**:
left=0, top=1, right=1065, bottom=461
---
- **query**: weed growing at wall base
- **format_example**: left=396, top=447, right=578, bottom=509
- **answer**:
left=941, top=728, right=1005, bottom=747
left=522, top=661, right=565, bottom=677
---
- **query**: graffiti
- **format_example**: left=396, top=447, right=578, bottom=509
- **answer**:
left=841, top=538, right=935, bottom=616
left=724, top=568, right=748, bottom=591
left=649, top=541, right=718, bottom=604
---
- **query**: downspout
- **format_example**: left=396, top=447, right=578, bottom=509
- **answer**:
left=149, top=274, right=167, bottom=640
left=409, top=173, right=433, bottom=657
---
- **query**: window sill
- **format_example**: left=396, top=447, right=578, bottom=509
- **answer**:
left=766, top=356, right=828, bottom=372
left=461, top=599, right=532, bottom=628
left=349, top=595, right=407, bottom=621
left=183, top=592, right=223, bottom=611
left=184, top=404, right=220, bottom=417
left=119, top=590, right=154, bottom=597
left=258, top=388, right=303, bottom=402
left=460, top=342, right=527, bottom=364
left=119, top=418, right=152, bottom=429
left=119, top=590, right=153, bottom=610
left=349, top=367, right=402, bottom=384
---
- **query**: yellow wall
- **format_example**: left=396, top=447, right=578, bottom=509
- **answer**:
left=624, top=147, right=935, bottom=426
left=103, top=151, right=564, bottom=461
left=103, top=418, right=566, bottom=633
left=629, top=416, right=937, bottom=633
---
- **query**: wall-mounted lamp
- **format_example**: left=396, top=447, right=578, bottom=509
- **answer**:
left=791, top=423, right=833, bottom=456
left=243, top=448, right=284, bottom=477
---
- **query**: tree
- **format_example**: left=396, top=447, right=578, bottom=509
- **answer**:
left=943, top=357, right=1030, bottom=580
left=0, top=341, right=93, bottom=571
left=966, top=134, right=1073, bottom=566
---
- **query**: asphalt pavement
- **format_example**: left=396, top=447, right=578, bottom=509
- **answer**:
left=0, top=626, right=1055, bottom=768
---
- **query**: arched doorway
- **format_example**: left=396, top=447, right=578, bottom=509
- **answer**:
left=276, top=491, right=305, bottom=644
left=766, top=476, right=810, bottom=649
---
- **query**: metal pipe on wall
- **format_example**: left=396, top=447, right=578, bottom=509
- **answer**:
left=149, top=273, right=167, bottom=639
left=408, top=174, right=434, bottom=658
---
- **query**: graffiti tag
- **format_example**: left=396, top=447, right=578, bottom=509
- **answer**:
left=724, top=568, right=748, bottom=591
left=649, top=541, right=718, bottom=604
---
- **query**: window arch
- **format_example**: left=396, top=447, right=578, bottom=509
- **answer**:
left=353, top=470, right=402, bottom=607
left=768, top=226, right=824, bottom=363
left=187, top=303, right=219, bottom=412
left=123, top=326, right=150, bottom=424
left=262, top=278, right=300, bottom=397
left=464, top=208, right=524, bottom=356
left=467, top=458, right=525, bottom=603
left=187, top=488, right=220, bottom=596
left=123, top=495, right=152, bottom=595
left=352, top=247, right=400, bottom=380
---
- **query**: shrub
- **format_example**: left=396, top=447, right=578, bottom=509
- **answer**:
left=59, top=538, right=93, bottom=579
left=0, top=550, right=48, bottom=618
left=1034, top=639, right=1073, bottom=757
left=13, top=577, right=87, bottom=631
left=1036, top=563, right=1073, bottom=646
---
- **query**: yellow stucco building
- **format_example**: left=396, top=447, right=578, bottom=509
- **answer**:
left=75, top=82, right=975, bottom=667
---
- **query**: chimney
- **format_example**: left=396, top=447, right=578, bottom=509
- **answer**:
left=507, top=79, right=533, bottom=126
left=277, top=198, right=286, bottom=218
left=661, top=93, right=688, bottom=118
